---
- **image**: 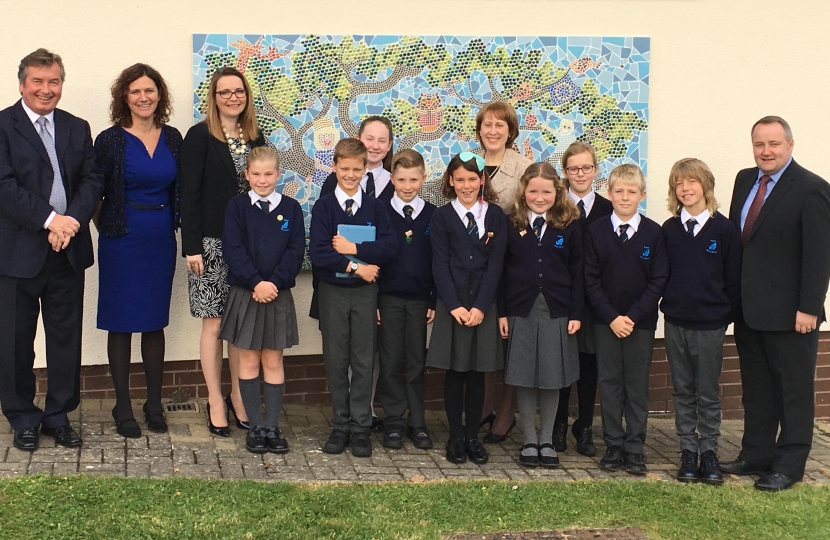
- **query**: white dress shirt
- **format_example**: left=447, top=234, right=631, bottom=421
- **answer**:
left=528, top=211, right=548, bottom=238
left=679, top=208, right=710, bottom=237
left=334, top=185, right=363, bottom=213
left=568, top=189, right=596, bottom=217
left=247, top=189, right=282, bottom=212
left=390, top=194, right=425, bottom=219
left=452, top=198, right=486, bottom=239
left=21, top=100, right=59, bottom=228
left=361, top=165, right=391, bottom=196
left=610, top=211, right=641, bottom=237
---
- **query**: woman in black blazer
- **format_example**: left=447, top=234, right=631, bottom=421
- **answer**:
left=180, top=67, right=269, bottom=436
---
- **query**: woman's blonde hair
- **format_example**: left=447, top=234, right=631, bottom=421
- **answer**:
left=666, top=158, right=719, bottom=217
left=204, top=67, right=259, bottom=142
left=511, top=162, right=580, bottom=230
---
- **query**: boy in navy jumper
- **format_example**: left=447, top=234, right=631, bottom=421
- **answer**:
left=660, top=158, right=741, bottom=484
left=584, top=164, right=668, bottom=475
left=377, top=150, right=437, bottom=450
left=309, top=139, right=398, bottom=457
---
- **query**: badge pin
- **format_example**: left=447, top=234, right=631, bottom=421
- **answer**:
left=277, top=215, right=284, bottom=221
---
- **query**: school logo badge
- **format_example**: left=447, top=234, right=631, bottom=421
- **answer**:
left=707, top=240, right=718, bottom=254
left=281, top=220, right=289, bottom=231
left=640, top=246, right=650, bottom=259
left=554, top=235, right=564, bottom=248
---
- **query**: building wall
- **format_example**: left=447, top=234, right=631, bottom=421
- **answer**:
left=1, top=0, right=829, bottom=367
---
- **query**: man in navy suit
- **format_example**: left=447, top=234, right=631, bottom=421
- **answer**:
left=721, top=116, right=830, bottom=491
left=0, top=49, right=102, bottom=450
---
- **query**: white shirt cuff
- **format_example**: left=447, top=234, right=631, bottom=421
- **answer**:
left=43, top=211, right=56, bottom=229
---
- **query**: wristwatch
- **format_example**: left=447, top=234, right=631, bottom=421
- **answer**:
left=348, top=262, right=359, bottom=273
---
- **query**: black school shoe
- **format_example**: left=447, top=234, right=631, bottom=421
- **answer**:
left=465, top=438, right=489, bottom=464
left=538, top=443, right=560, bottom=468
left=322, top=430, right=350, bottom=454
left=351, top=432, right=373, bottom=457
left=519, top=443, right=539, bottom=467
left=266, top=427, right=289, bottom=454
left=407, top=426, right=433, bottom=449
left=625, top=452, right=647, bottom=476
left=246, top=426, right=269, bottom=454
left=573, top=426, right=597, bottom=457
left=371, top=416, right=384, bottom=432
left=551, top=423, right=568, bottom=452
left=677, top=449, right=700, bottom=483
left=599, top=446, right=624, bottom=471
left=382, top=425, right=404, bottom=449
left=445, top=437, right=467, bottom=464
left=699, top=450, right=723, bottom=485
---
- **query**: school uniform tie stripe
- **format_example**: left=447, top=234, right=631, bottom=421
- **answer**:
left=577, top=199, right=586, bottom=219
left=403, top=204, right=414, bottom=223
left=533, top=216, right=545, bottom=241
left=618, top=223, right=630, bottom=242
left=742, top=175, right=771, bottom=244
left=258, top=200, right=270, bottom=214
left=365, top=171, right=375, bottom=198
left=37, top=117, right=67, bottom=214
left=345, top=199, right=354, bottom=217
left=466, top=211, right=478, bottom=239
left=686, top=218, right=697, bottom=236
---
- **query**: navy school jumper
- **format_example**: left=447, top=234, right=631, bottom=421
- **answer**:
left=378, top=200, right=437, bottom=307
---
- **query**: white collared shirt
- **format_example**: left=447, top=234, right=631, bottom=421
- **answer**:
left=610, top=211, right=641, bottom=237
left=22, top=101, right=59, bottom=228
left=361, top=165, right=391, bottom=196
left=568, top=189, right=596, bottom=217
left=452, top=198, right=486, bottom=239
left=247, top=189, right=282, bottom=212
left=527, top=211, right=547, bottom=238
left=679, top=208, right=710, bottom=237
left=334, top=185, right=363, bottom=213
left=391, top=194, right=425, bottom=219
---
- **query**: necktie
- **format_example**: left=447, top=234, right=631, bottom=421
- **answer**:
left=345, top=199, right=354, bottom=217
left=258, top=200, right=270, bottom=214
left=403, top=204, right=414, bottom=223
left=37, top=117, right=67, bottom=214
left=577, top=199, right=586, bottom=219
left=466, top=211, right=479, bottom=239
left=365, top=171, right=375, bottom=199
left=618, top=223, right=630, bottom=242
left=686, top=218, right=697, bottom=236
left=741, top=175, right=771, bottom=244
left=533, top=216, right=545, bottom=241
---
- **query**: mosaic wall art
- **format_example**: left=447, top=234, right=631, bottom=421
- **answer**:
left=192, top=34, right=650, bottom=263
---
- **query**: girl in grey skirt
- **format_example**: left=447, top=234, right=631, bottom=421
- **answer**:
left=498, top=163, right=584, bottom=468
left=219, top=148, right=305, bottom=454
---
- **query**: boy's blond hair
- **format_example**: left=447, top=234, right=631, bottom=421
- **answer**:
left=246, top=146, right=280, bottom=170
left=666, top=158, right=719, bottom=217
left=608, top=164, right=645, bottom=191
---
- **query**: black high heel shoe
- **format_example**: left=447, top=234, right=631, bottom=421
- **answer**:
left=482, top=416, right=517, bottom=444
left=206, top=402, right=230, bottom=437
left=143, top=402, right=168, bottom=433
left=479, top=410, right=497, bottom=430
left=225, top=394, right=250, bottom=430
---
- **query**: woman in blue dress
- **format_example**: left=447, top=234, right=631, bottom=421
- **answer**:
left=94, top=64, right=181, bottom=438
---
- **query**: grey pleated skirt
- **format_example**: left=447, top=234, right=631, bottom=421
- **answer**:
left=504, top=293, right=579, bottom=389
left=219, top=286, right=299, bottom=350
left=425, top=300, right=503, bottom=372
left=576, top=305, right=597, bottom=354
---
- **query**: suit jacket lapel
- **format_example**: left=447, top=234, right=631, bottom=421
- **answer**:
left=12, top=102, right=50, bottom=166
left=213, top=136, right=237, bottom=182
left=745, top=162, right=798, bottom=243
left=54, top=110, right=72, bottom=187
left=729, top=169, right=756, bottom=228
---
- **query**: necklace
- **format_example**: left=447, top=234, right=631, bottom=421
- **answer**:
left=222, top=123, right=247, bottom=155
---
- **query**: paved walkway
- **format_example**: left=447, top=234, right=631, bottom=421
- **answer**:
left=1, top=399, right=829, bottom=485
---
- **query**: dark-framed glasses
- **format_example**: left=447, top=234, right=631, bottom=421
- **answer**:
left=565, top=165, right=596, bottom=175
left=216, top=88, right=246, bottom=99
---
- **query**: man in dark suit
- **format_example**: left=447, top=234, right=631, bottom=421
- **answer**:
left=0, top=49, right=102, bottom=451
left=721, top=116, right=830, bottom=491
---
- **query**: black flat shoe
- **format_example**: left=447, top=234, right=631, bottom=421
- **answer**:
left=351, top=432, right=373, bottom=457
left=519, top=443, right=539, bottom=467
left=266, top=427, right=289, bottom=454
left=13, top=427, right=39, bottom=451
left=206, top=403, right=230, bottom=438
left=465, top=438, right=489, bottom=464
left=322, top=430, right=349, bottom=454
left=699, top=450, right=723, bottom=486
left=573, top=426, right=597, bottom=457
left=42, top=425, right=82, bottom=448
left=445, top=437, right=467, bottom=464
left=624, top=452, right=647, bottom=476
left=479, top=410, right=497, bottom=430
left=538, top=443, right=560, bottom=468
left=599, top=446, right=624, bottom=471
left=112, top=410, right=141, bottom=439
left=225, top=394, right=250, bottom=430
left=142, top=402, right=168, bottom=433
left=246, top=426, right=268, bottom=454
left=382, top=425, right=404, bottom=449
left=719, top=459, right=770, bottom=476
left=755, top=471, right=800, bottom=492
left=407, top=427, right=433, bottom=450
left=677, top=450, right=699, bottom=483
left=552, top=423, right=568, bottom=453
left=482, top=417, right=516, bottom=444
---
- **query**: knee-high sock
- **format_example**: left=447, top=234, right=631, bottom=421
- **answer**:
left=108, top=332, right=134, bottom=421
left=239, top=376, right=264, bottom=428
left=539, top=388, right=561, bottom=456
left=444, top=370, right=465, bottom=440
left=516, top=386, right=539, bottom=447
left=140, top=330, right=165, bottom=416
left=463, top=371, right=485, bottom=441
left=264, top=382, right=285, bottom=429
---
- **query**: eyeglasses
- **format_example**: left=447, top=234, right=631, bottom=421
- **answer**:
left=459, top=151, right=485, bottom=172
left=564, top=165, right=596, bottom=175
left=215, top=89, right=246, bottom=99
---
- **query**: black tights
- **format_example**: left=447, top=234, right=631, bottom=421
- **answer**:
left=108, top=330, right=165, bottom=421
left=444, top=369, right=485, bottom=441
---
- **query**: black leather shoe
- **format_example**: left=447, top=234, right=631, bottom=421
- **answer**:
left=205, top=403, right=230, bottom=438
left=445, top=437, right=467, bottom=464
left=552, top=423, right=568, bottom=452
left=382, top=425, right=404, bottom=449
left=573, top=426, right=597, bottom=457
left=407, top=427, right=433, bottom=449
left=351, top=432, right=372, bottom=457
left=699, top=450, right=723, bottom=486
left=625, top=452, right=647, bottom=476
left=482, top=417, right=516, bottom=444
left=677, top=449, right=699, bottom=482
left=465, top=438, right=489, bottom=464
left=518, top=443, right=539, bottom=467
left=13, top=427, right=39, bottom=451
left=246, top=426, right=268, bottom=454
left=322, top=430, right=349, bottom=454
left=719, top=459, right=769, bottom=476
left=266, top=427, right=289, bottom=454
left=599, top=446, right=624, bottom=471
left=42, top=425, right=82, bottom=448
left=755, top=471, right=800, bottom=492
left=225, top=394, right=250, bottom=430
left=538, top=443, right=560, bottom=468
left=112, top=410, right=141, bottom=439
left=143, top=402, right=168, bottom=433
left=371, top=416, right=384, bottom=432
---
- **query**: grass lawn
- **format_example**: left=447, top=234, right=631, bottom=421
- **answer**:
left=0, top=476, right=828, bottom=539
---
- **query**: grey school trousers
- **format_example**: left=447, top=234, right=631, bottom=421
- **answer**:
left=594, top=325, right=655, bottom=454
left=664, top=322, right=725, bottom=454
left=319, top=281, right=378, bottom=434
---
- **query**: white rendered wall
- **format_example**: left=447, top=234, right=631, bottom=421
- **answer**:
left=0, top=0, right=828, bottom=366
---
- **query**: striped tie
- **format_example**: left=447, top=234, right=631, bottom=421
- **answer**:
left=365, top=171, right=375, bottom=198
left=618, top=223, right=630, bottom=242
left=37, top=117, right=67, bottom=214
left=345, top=199, right=354, bottom=217
left=466, top=212, right=479, bottom=239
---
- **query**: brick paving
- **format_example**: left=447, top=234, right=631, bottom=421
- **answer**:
left=1, top=398, right=829, bottom=485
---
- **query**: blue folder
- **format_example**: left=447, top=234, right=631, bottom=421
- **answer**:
left=335, top=224, right=376, bottom=278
